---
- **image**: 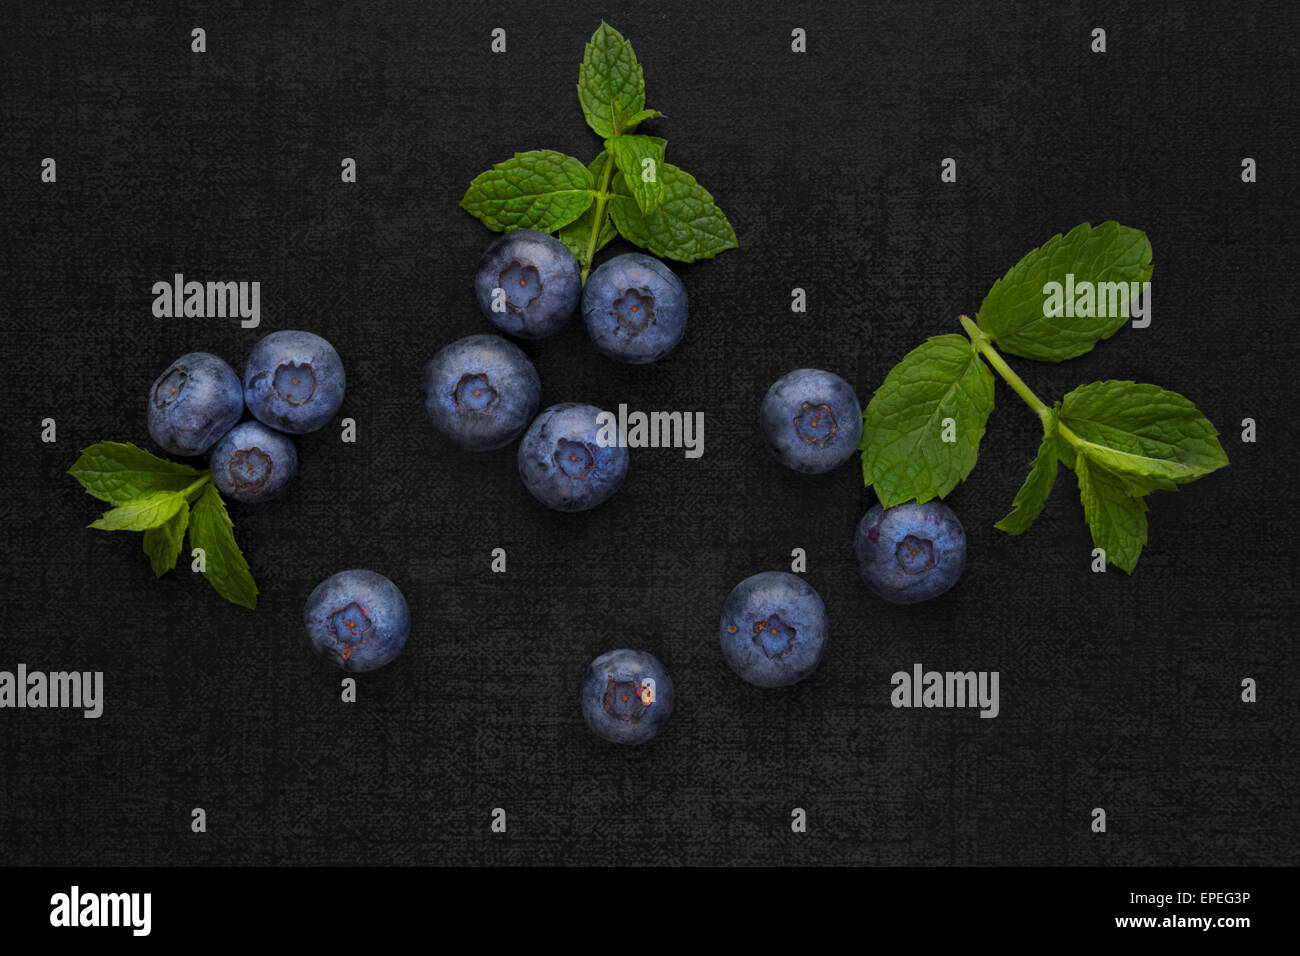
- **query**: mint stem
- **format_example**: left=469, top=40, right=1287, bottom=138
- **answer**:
left=182, top=473, right=212, bottom=501
left=581, top=159, right=617, bottom=284
left=959, top=315, right=1052, bottom=426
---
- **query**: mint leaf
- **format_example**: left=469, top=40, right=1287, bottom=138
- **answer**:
left=556, top=152, right=620, bottom=268
left=68, top=441, right=204, bottom=504
left=90, top=490, right=188, bottom=531
left=142, top=505, right=189, bottom=577
left=616, top=107, right=665, bottom=133
left=1075, top=454, right=1148, bottom=573
left=995, top=405, right=1062, bottom=535
left=189, top=484, right=258, bottom=610
left=1060, top=381, right=1229, bottom=484
left=578, top=22, right=646, bottom=139
left=605, top=133, right=666, bottom=214
left=460, top=150, right=595, bottom=234
left=976, top=222, right=1154, bottom=362
left=608, top=162, right=737, bottom=262
left=860, top=334, right=996, bottom=507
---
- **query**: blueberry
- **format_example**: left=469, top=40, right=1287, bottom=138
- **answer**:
left=580, top=649, right=675, bottom=744
left=854, top=501, right=967, bottom=604
left=517, top=403, right=628, bottom=512
left=147, top=352, right=244, bottom=457
left=243, top=330, right=345, bottom=434
left=209, top=421, right=298, bottom=503
left=423, top=334, right=541, bottom=451
left=719, top=571, right=828, bottom=687
left=304, top=570, right=410, bottom=673
left=760, top=368, right=863, bottom=474
left=475, top=229, right=581, bottom=339
left=582, top=253, right=688, bottom=364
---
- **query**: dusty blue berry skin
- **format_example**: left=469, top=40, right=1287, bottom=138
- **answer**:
left=475, top=229, right=581, bottom=339
left=580, top=649, right=675, bottom=744
left=209, top=420, right=298, bottom=503
left=760, top=368, right=863, bottom=474
left=719, top=571, right=828, bottom=687
left=582, top=253, right=688, bottom=364
left=305, top=570, right=410, bottom=673
left=423, top=334, right=541, bottom=451
left=517, top=403, right=629, bottom=512
left=243, top=330, right=345, bottom=434
left=147, top=352, right=244, bottom=457
left=854, top=501, right=967, bottom=604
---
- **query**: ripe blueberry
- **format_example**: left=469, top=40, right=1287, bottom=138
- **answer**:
left=475, top=229, right=581, bottom=339
left=517, top=403, right=629, bottom=512
left=760, top=368, right=863, bottom=474
left=854, top=501, right=967, bottom=604
left=719, top=571, right=828, bottom=687
left=243, top=330, right=345, bottom=434
left=304, top=569, right=410, bottom=673
left=423, top=334, right=541, bottom=451
left=582, top=253, right=688, bottom=364
left=580, top=649, right=675, bottom=744
left=147, top=352, right=243, bottom=457
left=209, top=420, right=298, bottom=503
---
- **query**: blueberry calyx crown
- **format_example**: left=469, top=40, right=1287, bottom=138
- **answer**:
left=228, top=447, right=273, bottom=492
left=752, top=614, right=797, bottom=658
left=602, top=676, right=654, bottom=721
left=153, top=367, right=188, bottom=408
left=554, top=439, right=595, bottom=479
left=330, top=602, right=374, bottom=661
left=273, top=361, right=317, bottom=405
left=896, top=534, right=937, bottom=575
left=452, top=373, right=499, bottom=412
left=793, top=401, right=837, bottom=446
left=613, top=286, right=655, bottom=333
left=499, top=261, right=541, bottom=310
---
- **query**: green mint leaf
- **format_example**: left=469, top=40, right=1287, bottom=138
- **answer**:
left=605, top=134, right=666, bottom=214
left=616, top=107, right=665, bottom=133
left=1074, top=454, right=1148, bottom=573
left=89, top=490, right=188, bottom=531
left=578, top=22, right=646, bottom=139
left=608, top=162, right=737, bottom=262
left=1060, top=381, right=1229, bottom=484
left=556, top=152, right=620, bottom=268
left=859, top=334, right=996, bottom=507
left=68, top=441, right=204, bottom=504
left=142, top=505, right=190, bottom=577
left=189, top=484, right=258, bottom=610
left=976, top=222, right=1153, bottom=362
left=995, top=405, right=1062, bottom=535
left=460, top=150, right=595, bottom=234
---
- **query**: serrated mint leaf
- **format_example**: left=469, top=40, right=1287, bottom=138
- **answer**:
left=460, top=150, right=595, bottom=234
left=556, top=152, right=621, bottom=267
left=605, top=134, right=666, bottom=214
left=142, top=505, right=189, bottom=577
left=977, top=222, right=1153, bottom=362
left=1075, top=454, right=1148, bottom=573
left=90, top=490, right=188, bottom=531
left=860, top=334, right=996, bottom=507
left=995, top=405, right=1061, bottom=535
left=189, top=485, right=258, bottom=610
left=1060, top=381, right=1229, bottom=484
left=608, top=162, right=737, bottom=262
left=68, top=441, right=204, bottom=504
left=578, top=22, right=646, bottom=139
left=616, top=107, right=664, bottom=133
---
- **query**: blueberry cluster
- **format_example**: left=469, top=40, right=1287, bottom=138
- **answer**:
left=424, top=230, right=688, bottom=513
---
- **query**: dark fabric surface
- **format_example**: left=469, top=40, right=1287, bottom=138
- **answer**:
left=1, top=0, right=1296, bottom=866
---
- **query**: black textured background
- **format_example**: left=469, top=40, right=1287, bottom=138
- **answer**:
left=2, top=0, right=1297, bottom=866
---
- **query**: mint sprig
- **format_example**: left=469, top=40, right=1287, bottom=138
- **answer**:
left=859, top=224, right=1228, bottom=573
left=461, top=21, right=737, bottom=282
left=68, top=441, right=259, bottom=608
